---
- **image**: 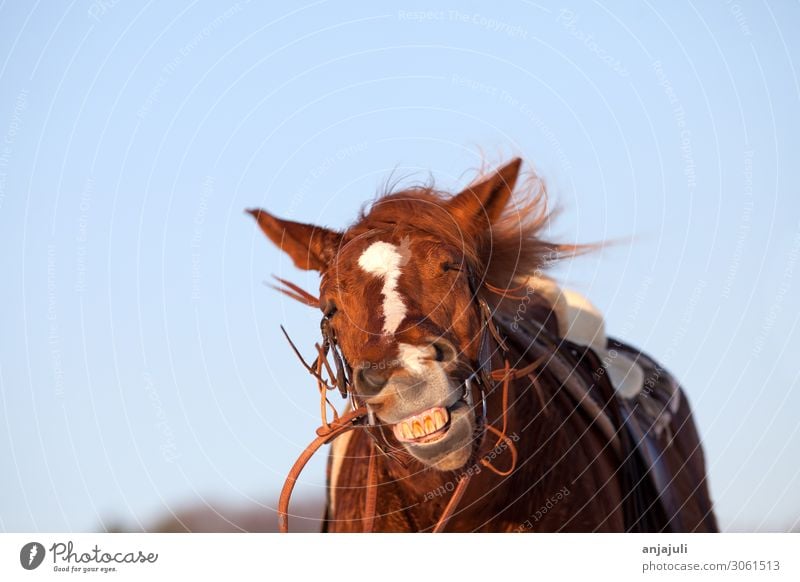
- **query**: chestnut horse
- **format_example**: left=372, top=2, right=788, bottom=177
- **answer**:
left=249, top=158, right=717, bottom=532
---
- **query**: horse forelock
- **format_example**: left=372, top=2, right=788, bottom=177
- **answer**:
left=337, top=175, right=581, bottom=293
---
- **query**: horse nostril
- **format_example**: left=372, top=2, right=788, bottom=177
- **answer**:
left=431, top=340, right=456, bottom=364
left=357, top=366, right=389, bottom=396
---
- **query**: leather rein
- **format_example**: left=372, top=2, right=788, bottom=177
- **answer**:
left=276, top=276, right=527, bottom=533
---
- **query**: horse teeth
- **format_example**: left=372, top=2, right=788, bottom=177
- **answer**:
left=434, top=409, right=446, bottom=429
left=394, top=407, right=450, bottom=442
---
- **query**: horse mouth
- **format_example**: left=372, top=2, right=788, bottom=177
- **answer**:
left=388, top=398, right=475, bottom=471
left=391, top=406, right=451, bottom=444
left=374, top=373, right=477, bottom=471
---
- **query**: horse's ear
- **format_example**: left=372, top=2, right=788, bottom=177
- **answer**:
left=247, top=208, right=341, bottom=271
left=448, top=158, right=522, bottom=231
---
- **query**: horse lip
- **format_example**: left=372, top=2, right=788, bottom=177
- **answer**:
left=391, top=394, right=474, bottom=444
left=399, top=401, right=475, bottom=470
left=390, top=387, right=471, bottom=443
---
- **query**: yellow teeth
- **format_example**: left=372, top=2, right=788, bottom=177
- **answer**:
left=393, top=406, right=450, bottom=443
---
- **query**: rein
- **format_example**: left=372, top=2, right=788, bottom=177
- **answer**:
left=276, top=278, right=523, bottom=533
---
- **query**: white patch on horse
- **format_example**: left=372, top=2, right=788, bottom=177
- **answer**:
left=328, top=427, right=354, bottom=514
left=357, top=239, right=410, bottom=335
left=397, top=343, right=427, bottom=374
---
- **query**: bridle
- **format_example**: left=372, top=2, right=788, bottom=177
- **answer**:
left=275, top=271, right=526, bottom=533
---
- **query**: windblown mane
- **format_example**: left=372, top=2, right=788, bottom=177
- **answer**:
left=343, top=170, right=591, bottom=289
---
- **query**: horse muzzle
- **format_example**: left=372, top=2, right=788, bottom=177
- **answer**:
left=394, top=398, right=475, bottom=470
left=365, top=371, right=478, bottom=471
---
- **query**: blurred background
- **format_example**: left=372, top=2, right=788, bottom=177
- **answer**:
left=1, top=1, right=798, bottom=533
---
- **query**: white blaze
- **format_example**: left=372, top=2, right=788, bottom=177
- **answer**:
left=357, top=240, right=409, bottom=335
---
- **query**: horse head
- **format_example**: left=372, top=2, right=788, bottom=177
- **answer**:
left=249, top=158, right=560, bottom=470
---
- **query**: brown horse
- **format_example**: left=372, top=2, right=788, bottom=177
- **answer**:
left=249, top=158, right=718, bottom=532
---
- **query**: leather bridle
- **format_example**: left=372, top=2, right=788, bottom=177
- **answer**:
left=276, top=271, right=522, bottom=533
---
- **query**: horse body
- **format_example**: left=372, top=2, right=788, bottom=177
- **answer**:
left=250, top=157, right=718, bottom=532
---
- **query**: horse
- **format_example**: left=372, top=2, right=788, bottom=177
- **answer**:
left=248, top=158, right=718, bottom=532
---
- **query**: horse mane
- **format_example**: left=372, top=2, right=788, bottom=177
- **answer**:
left=345, top=167, right=594, bottom=289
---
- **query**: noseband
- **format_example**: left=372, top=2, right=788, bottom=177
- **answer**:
left=276, top=270, right=525, bottom=533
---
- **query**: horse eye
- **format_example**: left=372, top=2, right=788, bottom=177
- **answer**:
left=442, top=261, right=462, bottom=273
left=322, top=300, right=337, bottom=319
left=433, top=343, right=446, bottom=362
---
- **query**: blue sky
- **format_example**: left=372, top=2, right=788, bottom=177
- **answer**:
left=0, top=1, right=798, bottom=532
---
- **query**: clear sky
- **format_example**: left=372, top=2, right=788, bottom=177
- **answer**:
left=1, top=1, right=798, bottom=532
